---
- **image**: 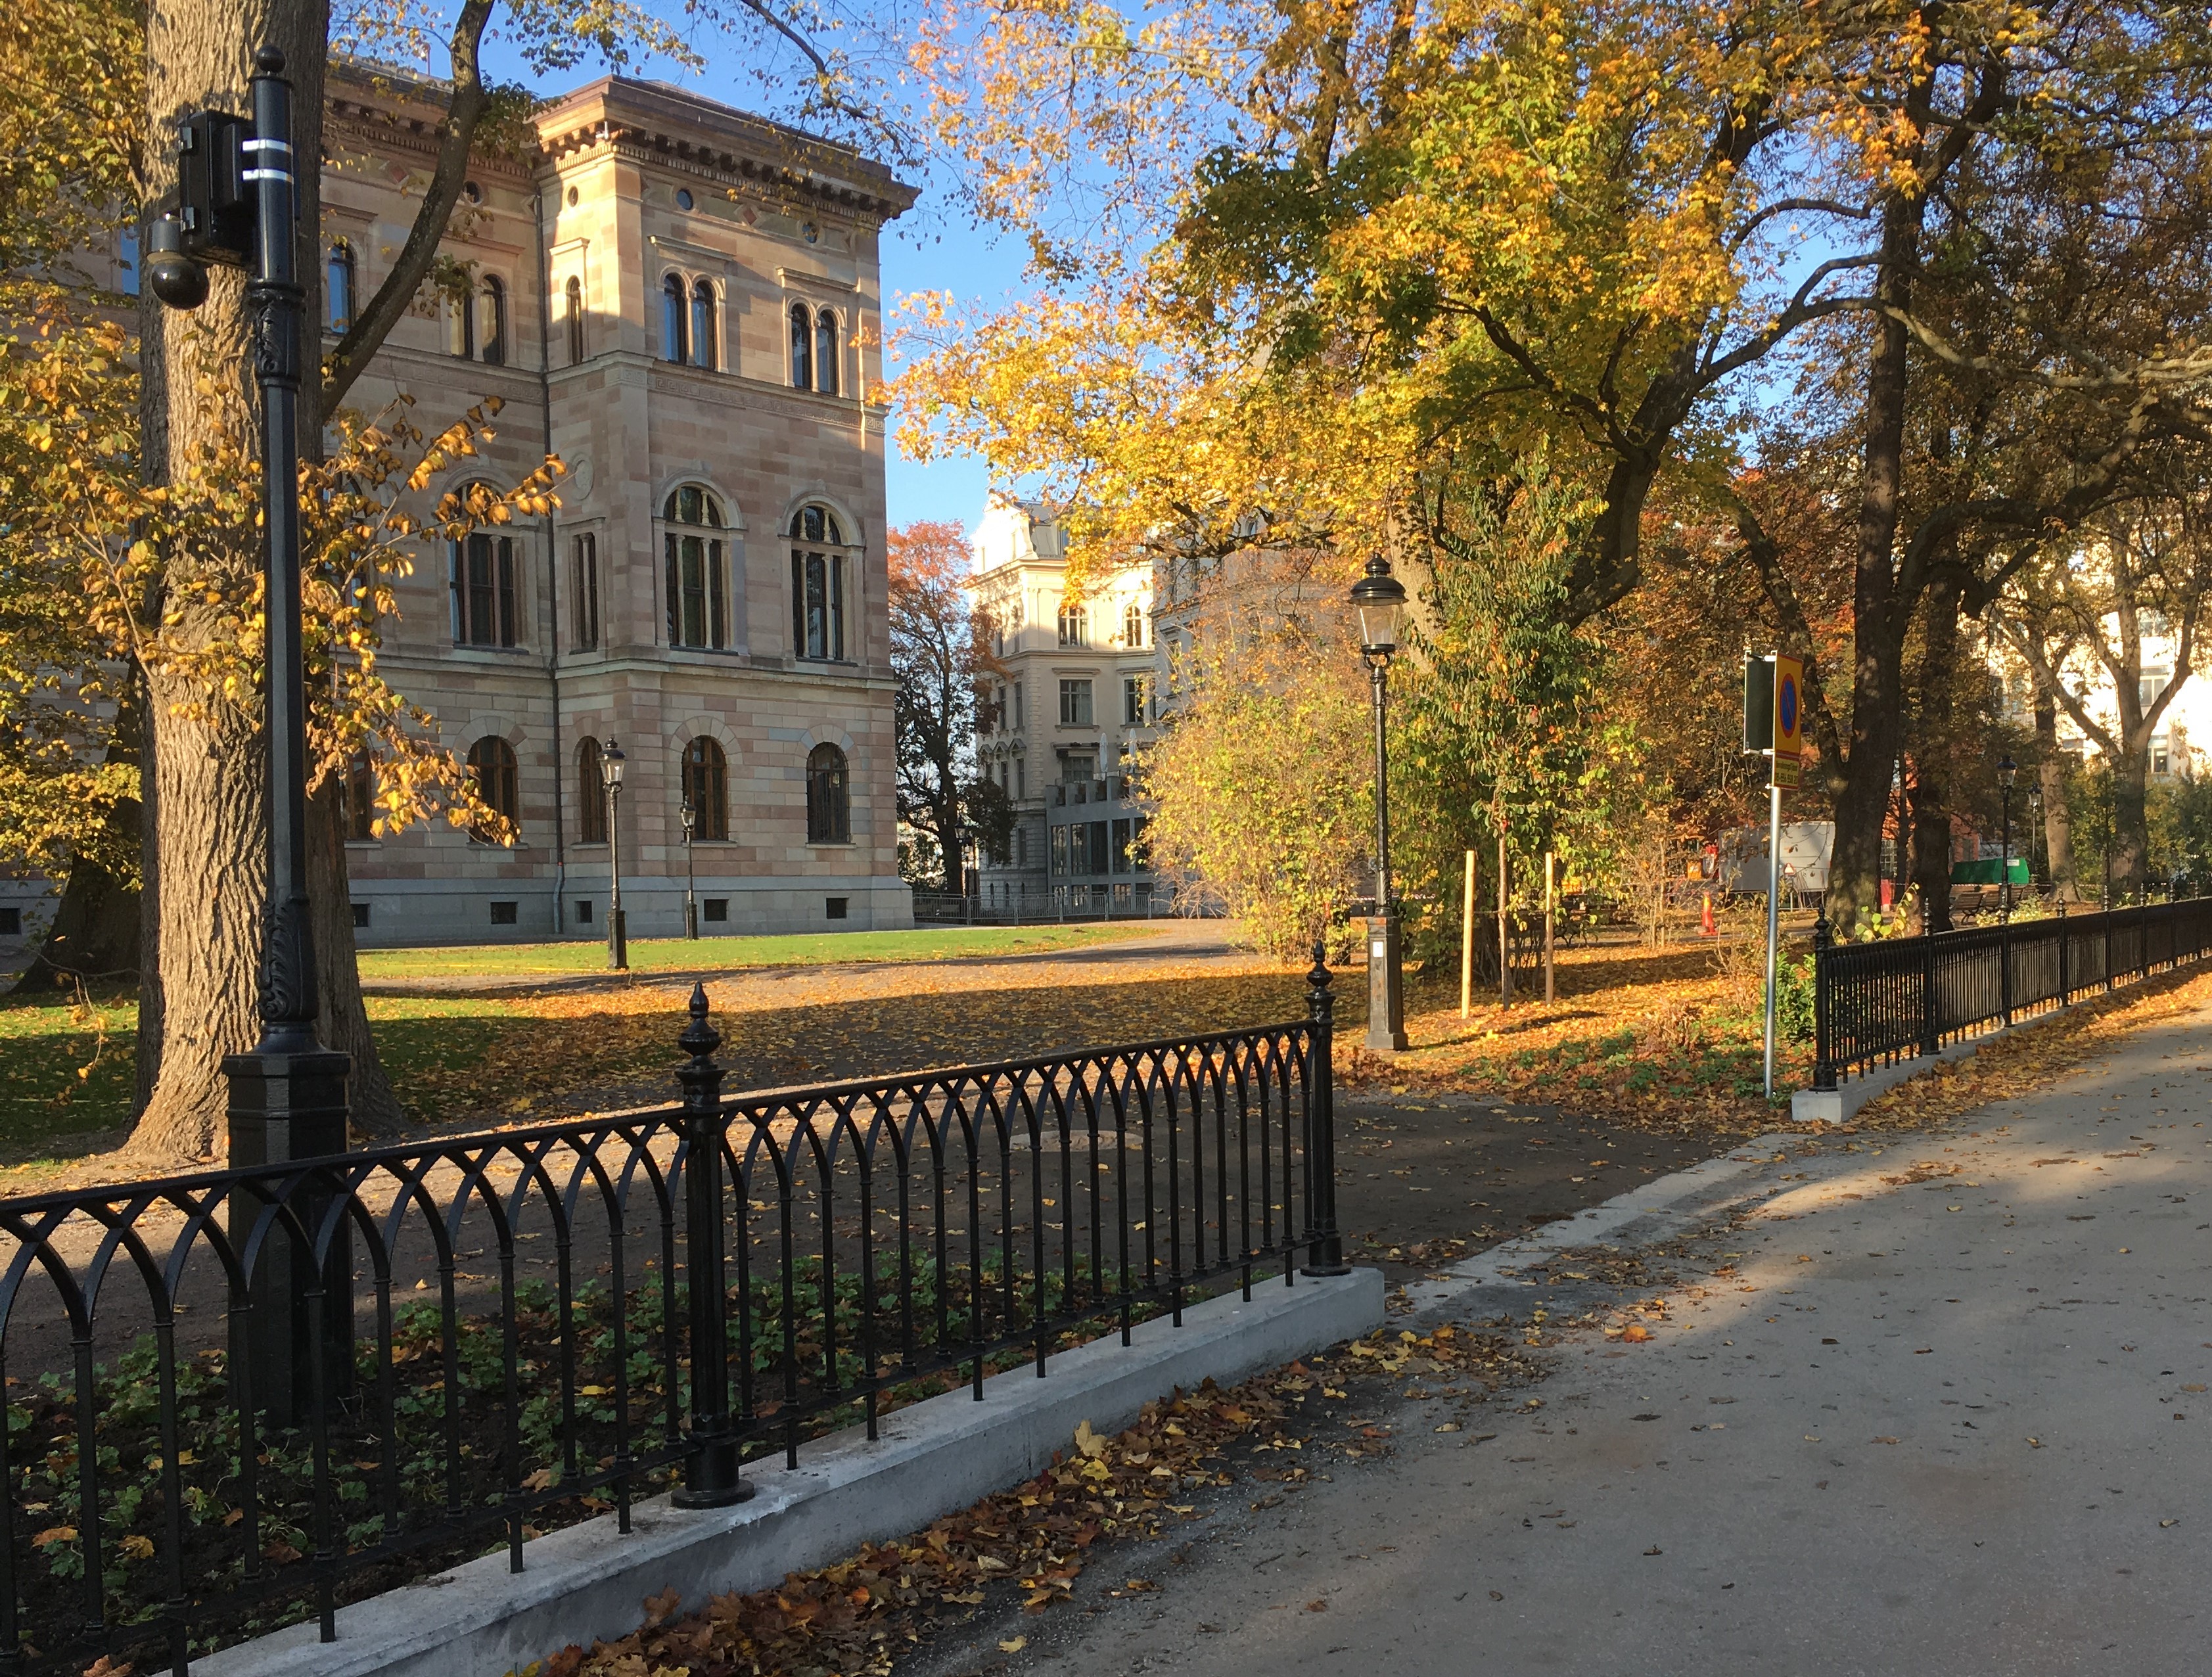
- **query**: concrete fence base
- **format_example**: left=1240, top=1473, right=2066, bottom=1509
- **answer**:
left=198, top=1268, right=1384, bottom=1677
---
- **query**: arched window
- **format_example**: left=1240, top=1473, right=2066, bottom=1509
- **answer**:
left=1057, top=601, right=1088, bottom=647
left=576, top=737, right=607, bottom=843
left=661, top=273, right=687, bottom=363
left=806, top=744, right=850, bottom=844
left=791, top=503, right=848, bottom=661
left=1122, top=602, right=1145, bottom=648
left=565, top=275, right=585, bottom=365
left=683, top=737, right=729, bottom=840
left=479, top=275, right=507, bottom=365
left=789, top=302, right=812, bottom=389
left=814, top=308, right=839, bottom=394
left=327, top=241, right=355, bottom=333
left=446, top=285, right=474, bottom=358
left=662, top=485, right=729, bottom=650
left=448, top=484, right=518, bottom=648
left=467, top=736, right=520, bottom=841
left=690, top=279, right=717, bottom=370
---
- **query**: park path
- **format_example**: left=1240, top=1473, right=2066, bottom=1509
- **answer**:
left=1002, top=1001, right=2212, bottom=1676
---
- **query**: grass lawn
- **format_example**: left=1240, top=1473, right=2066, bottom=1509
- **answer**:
left=354, top=923, right=1156, bottom=980
left=0, top=986, right=139, bottom=1159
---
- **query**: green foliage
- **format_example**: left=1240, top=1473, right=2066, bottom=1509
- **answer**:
left=1139, top=631, right=1371, bottom=963
left=1775, top=953, right=1814, bottom=1044
left=1393, top=455, right=1646, bottom=964
left=2148, top=774, right=2212, bottom=888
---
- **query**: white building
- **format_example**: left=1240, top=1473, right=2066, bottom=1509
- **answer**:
left=966, top=499, right=1162, bottom=915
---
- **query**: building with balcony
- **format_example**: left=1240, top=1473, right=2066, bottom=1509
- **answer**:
left=967, top=499, right=1161, bottom=915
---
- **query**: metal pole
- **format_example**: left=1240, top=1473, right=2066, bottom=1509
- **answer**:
left=1301, top=944, right=1348, bottom=1275
left=682, top=802, right=698, bottom=939
left=1365, top=656, right=1406, bottom=1053
left=608, top=773, right=628, bottom=971
left=219, top=47, right=354, bottom=1425
left=2000, top=784, right=2014, bottom=1025
left=1763, top=777, right=1781, bottom=1100
left=671, top=984, right=751, bottom=1507
left=1498, top=825, right=1513, bottom=1006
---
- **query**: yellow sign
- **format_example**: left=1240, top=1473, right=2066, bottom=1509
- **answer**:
left=1772, top=654, right=1804, bottom=789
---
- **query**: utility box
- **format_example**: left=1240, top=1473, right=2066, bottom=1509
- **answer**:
left=1720, top=821, right=1834, bottom=896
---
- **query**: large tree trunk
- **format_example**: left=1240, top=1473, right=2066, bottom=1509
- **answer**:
left=2033, top=684, right=2077, bottom=902
left=131, top=0, right=327, bottom=1162
left=2111, top=751, right=2151, bottom=900
left=1823, top=189, right=1927, bottom=929
left=312, top=780, right=405, bottom=1134
left=1907, top=585, right=1965, bottom=932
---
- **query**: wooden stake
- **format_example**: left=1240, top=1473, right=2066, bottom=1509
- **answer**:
left=1544, top=850, right=1556, bottom=1003
left=1460, top=848, right=1476, bottom=1019
left=1498, top=828, right=1513, bottom=1006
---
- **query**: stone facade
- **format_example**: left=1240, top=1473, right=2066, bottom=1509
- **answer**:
left=967, top=499, right=1161, bottom=915
left=323, top=64, right=915, bottom=944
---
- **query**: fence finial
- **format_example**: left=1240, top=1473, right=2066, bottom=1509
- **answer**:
left=679, top=980, right=720, bottom=1064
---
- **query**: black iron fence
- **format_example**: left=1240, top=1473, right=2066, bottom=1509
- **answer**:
left=1810, top=898, right=2212, bottom=1086
left=0, top=965, right=1344, bottom=1676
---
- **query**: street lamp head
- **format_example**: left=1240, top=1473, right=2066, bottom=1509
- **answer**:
left=1349, top=555, right=1407, bottom=662
left=603, top=739, right=626, bottom=788
left=680, top=797, right=695, bottom=840
left=1997, top=754, right=2018, bottom=791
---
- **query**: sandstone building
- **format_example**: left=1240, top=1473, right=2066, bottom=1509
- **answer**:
left=316, top=62, right=916, bottom=944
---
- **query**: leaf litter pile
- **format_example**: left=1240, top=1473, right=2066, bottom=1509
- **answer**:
left=532, top=1324, right=1546, bottom=1677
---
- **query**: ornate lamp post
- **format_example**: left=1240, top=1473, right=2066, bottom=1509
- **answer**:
left=145, top=49, right=351, bottom=1419
left=604, top=739, right=628, bottom=970
left=1350, top=556, right=1409, bottom=1054
left=680, top=796, right=699, bottom=939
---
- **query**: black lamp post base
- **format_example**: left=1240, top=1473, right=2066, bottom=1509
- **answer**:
left=1364, top=913, right=1408, bottom=1053
left=671, top=1436, right=754, bottom=1508
left=224, top=1040, right=355, bottom=1426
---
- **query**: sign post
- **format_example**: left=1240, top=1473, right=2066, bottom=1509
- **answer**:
left=1460, top=849, right=1476, bottom=1019
left=1764, top=656, right=1803, bottom=1099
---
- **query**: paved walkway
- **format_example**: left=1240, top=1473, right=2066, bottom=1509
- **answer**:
left=1008, top=1003, right=2212, bottom=1675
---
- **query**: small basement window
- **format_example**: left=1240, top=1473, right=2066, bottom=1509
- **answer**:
left=0, top=907, right=20, bottom=935
left=575, top=900, right=594, bottom=924
left=825, top=896, right=849, bottom=921
left=704, top=898, right=729, bottom=923
left=490, top=901, right=518, bottom=925
left=350, top=903, right=371, bottom=929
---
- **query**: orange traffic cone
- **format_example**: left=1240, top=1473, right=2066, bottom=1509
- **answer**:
left=1701, top=893, right=1717, bottom=936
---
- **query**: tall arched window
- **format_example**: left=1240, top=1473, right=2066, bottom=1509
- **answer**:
left=661, top=273, right=687, bottom=363
left=789, top=302, right=812, bottom=389
left=690, top=279, right=717, bottom=370
left=339, top=749, right=375, bottom=840
left=446, top=285, right=474, bottom=358
left=791, top=504, right=848, bottom=661
left=327, top=241, right=355, bottom=333
left=806, top=744, right=850, bottom=844
left=565, top=275, right=585, bottom=365
left=479, top=275, right=507, bottom=365
left=683, top=737, right=729, bottom=840
left=576, top=737, right=607, bottom=843
left=662, top=485, right=730, bottom=650
left=1057, top=601, right=1088, bottom=647
left=448, top=483, right=518, bottom=648
left=467, top=736, right=520, bottom=842
left=814, top=308, right=839, bottom=394
left=1122, top=602, right=1145, bottom=648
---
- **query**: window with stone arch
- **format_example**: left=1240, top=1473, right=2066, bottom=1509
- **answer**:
left=1122, top=602, right=1145, bottom=647
left=790, top=503, right=849, bottom=661
left=683, top=736, right=729, bottom=840
left=467, top=736, right=520, bottom=842
left=327, top=240, right=355, bottom=332
left=813, top=307, right=839, bottom=394
left=690, top=278, right=718, bottom=369
left=789, top=301, right=812, bottom=388
left=448, top=482, right=518, bottom=648
left=806, top=743, right=850, bottom=844
left=565, top=275, right=585, bottom=364
left=662, top=484, right=730, bottom=651
left=1057, top=601, right=1088, bottom=647
left=661, top=273, right=687, bottom=363
left=479, top=275, right=507, bottom=365
left=576, top=737, right=607, bottom=843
